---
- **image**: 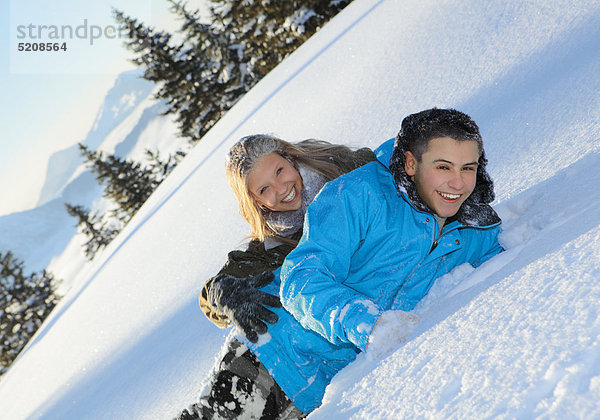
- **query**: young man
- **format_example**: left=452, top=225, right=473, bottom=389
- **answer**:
left=273, top=107, right=502, bottom=412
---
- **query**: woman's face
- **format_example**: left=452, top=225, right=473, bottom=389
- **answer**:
left=247, top=153, right=304, bottom=212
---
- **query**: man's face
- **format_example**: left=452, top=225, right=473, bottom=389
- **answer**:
left=404, top=137, right=480, bottom=224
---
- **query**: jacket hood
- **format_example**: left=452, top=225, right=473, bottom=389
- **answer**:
left=389, top=134, right=501, bottom=227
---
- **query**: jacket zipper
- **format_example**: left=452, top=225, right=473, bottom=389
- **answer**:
left=429, top=218, right=441, bottom=254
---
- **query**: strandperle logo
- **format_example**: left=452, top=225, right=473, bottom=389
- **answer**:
left=16, top=19, right=127, bottom=45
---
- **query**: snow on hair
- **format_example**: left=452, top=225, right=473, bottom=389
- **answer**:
left=226, top=134, right=285, bottom=178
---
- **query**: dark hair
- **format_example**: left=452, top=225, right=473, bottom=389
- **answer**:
left=397, top=108, right=483, bottom=162
left=391, top=108, right=495, bottom=207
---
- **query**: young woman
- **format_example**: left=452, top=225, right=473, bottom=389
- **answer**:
left=179, top=134, right=376, bottom=419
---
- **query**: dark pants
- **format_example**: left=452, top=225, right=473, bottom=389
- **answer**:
left=177, top=338, right=306, bottom=420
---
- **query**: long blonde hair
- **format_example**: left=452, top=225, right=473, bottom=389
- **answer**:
left=226, top=134, right=359, bottom=243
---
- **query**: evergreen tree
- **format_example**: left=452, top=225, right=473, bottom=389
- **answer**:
left=65, top=204, right=119, bottom=260
left=113, top=8, right=235, bottom=142
left=208, top=0, right=352, bottom=77
left=114, top=0, right=353, bottom=143
left=1, top=251, right=59, bottom=377
left=173, top=2, right=251, bottom=141
left=145, top=149, right=187, bottom=181
left=78, top=143, right=159, bottom=224
left=66, top=145, right=186, bottom=260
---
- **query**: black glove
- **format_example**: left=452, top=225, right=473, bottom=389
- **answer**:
left=208, top=271, right=282, bottom=343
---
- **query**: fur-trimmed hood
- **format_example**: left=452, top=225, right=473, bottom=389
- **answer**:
left=389, top=135, right=501, bottom=227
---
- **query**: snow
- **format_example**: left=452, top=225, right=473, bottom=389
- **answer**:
left=317, top=226, right=600, bottom=418
left=0, top=69, right=184, bottom=278
left=1, top=0, right=600, bottom=418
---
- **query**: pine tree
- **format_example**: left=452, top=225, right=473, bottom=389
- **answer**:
left=166, top=0, right=255, bottom=141
left=113, top=8, right=204, bottom=141
left=208, top=0, right=353, bottom=78
left=65, top=204, right=119, bottom=260
left=114, top=1, right=353, bottom=144
left=66, top=145, right=186, bottom=260
left=114, top=2, right=255, bottom=142
left=78, top=144, right=158, bottom=223
left=1, top=251, right=59, bottom=377
left=112, top=10, right=184, bottom=84
left=145, top=149, right=187, bottom=181
left=113, top=8, right=232, bottom=142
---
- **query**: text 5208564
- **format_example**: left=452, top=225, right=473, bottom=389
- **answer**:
left=17, top=42, right=67, bottom=52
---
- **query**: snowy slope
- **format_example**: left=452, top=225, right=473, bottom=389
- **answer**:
left=1, top=0, right=600, bottom=419
left=0, top=69, right=182, bottom=278
left=36, top=70, right=157, bottom=208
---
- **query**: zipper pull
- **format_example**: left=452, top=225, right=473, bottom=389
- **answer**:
left=429, top=239, right=438, bottom=254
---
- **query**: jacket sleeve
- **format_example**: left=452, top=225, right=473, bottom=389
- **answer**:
left=470, top=225, right=504, bottom=267
left=199, top=239, right=296, bottom=329
left=280, top=173, right=384, bottom=351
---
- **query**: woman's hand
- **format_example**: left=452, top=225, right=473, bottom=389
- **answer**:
left=208, top=271, right=282, bottom=343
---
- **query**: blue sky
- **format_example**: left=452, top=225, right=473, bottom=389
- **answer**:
left=0, top=0, right=206, bottom=215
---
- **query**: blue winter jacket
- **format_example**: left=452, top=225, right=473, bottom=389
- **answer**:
left=246, top=139, right=503, bottom=413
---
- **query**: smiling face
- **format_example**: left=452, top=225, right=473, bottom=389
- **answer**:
left=404, top=137, right=480, bottom=227
left=247, top=153, right=304, bottom=212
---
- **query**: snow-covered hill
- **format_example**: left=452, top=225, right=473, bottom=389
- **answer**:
left=1, top=0, right=599, bottom=418
left=0, top=69, right=183, bottom=278
left=35, top=70, right=157, bottom=208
